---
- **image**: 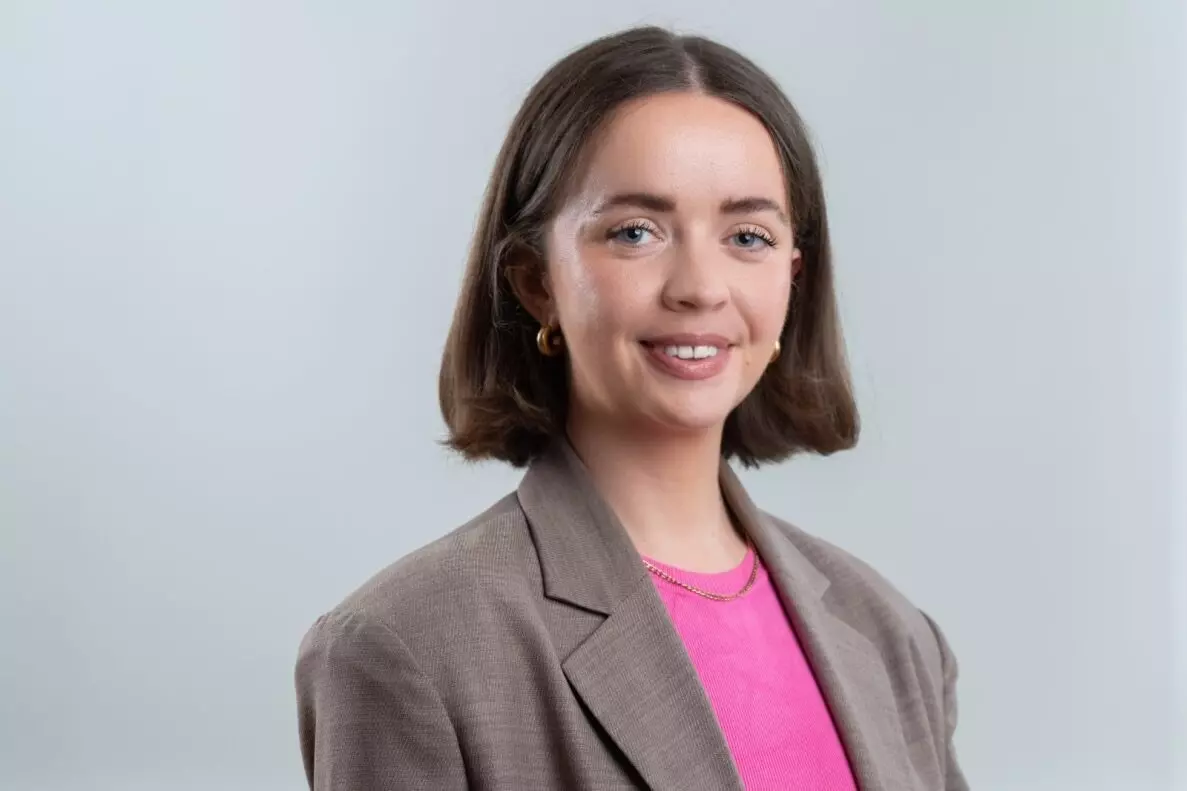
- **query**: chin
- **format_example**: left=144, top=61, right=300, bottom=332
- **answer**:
left=645, top=395, right=737, bottom=434
left=662, top=414, right=728, bottom=434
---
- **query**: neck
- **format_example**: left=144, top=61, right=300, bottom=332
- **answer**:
left=565, top=408, right=748, bottom=573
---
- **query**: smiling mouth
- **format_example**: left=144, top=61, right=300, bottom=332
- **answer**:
left=653, top=343, right=721, bottom=360
left=639, top=338, right=734, bottom=381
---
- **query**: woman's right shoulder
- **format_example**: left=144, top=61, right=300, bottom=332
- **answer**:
left=298, top=491, right=536, bottom=664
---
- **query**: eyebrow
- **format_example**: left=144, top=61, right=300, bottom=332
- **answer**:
left=721, top=196, right=789, bottom=225
left=591, top=191, right=790, bottom=225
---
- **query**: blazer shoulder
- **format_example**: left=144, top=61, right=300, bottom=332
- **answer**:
left=303, top=493, right=536, bottom=664
left=762, top=511, right=941, bottom=653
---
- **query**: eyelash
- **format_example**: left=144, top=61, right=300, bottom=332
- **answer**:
left=734, top=225, right=777, bottom=248
left=606, top=221, right=778, bottom=248
left=607, top=220, right=658, bottom=242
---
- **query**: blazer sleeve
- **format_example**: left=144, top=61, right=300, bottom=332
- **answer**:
left=295, top=611, right=468, bottom=790
left=920, top=610, right=970, bottom=791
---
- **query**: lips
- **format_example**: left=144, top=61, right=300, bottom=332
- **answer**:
left=640, top=334, right=734, bottom=381
left=642, top=333, right=733, bottom=349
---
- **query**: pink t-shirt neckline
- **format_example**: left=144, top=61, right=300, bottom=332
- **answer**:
left=642, top=545, right=859, bottom=790
left=640, top=545, right=757, bottom=597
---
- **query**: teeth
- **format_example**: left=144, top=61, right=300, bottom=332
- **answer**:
left=663, top=345, right=719, bottom=360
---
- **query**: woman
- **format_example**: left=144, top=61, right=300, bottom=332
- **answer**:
left=296, top=25, right=967, bottom=791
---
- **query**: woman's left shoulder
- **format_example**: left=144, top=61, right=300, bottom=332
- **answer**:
left=762, top=511, right=952, bottom=665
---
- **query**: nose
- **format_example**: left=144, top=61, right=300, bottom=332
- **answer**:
left=660, top=240, right=730, bottom=312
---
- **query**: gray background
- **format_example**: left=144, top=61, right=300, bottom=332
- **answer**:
left=2, top=2, right=1184, bottom=789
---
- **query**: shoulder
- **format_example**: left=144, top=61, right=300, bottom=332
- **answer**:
left=762, top=511, right=950, bottom=668
left=298, top=492, right=538, bottom=673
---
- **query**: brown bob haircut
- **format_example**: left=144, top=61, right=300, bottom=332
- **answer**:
left=439, top=26, right=859, bottom=468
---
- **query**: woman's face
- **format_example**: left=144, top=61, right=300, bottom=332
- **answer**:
left=539, top=91, right=800, bottom=436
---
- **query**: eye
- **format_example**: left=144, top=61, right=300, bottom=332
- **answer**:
left=608, top=221, right=658, bottom=245
left=730, top=226, right=777, bottom=249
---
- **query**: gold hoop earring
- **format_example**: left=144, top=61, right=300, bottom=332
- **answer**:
left=536, top=325, right=563, bottom=357
left=769, top=340, right=781, bottom=364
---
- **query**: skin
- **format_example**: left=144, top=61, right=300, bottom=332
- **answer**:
left=511, top=91, right=802, bottom=572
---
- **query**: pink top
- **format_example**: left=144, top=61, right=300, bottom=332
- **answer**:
left=643, top=546, right=858, bottom=791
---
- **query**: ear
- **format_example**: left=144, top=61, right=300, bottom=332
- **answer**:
left=505, top=254, right=555, bottom=326
left=790, top=246, right=804, bottom=281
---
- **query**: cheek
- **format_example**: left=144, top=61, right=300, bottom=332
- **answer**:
left=552, top=254, right=649, bottom=338
left=740, top=265, right=793, bottom=336
left=545, top=231, right=601, bottom=322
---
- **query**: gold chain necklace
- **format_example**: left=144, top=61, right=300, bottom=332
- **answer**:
left=640, top=541, right=759, bottom=602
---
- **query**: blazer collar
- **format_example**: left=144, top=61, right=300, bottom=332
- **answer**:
left=515, top=439, right=648, bottom=615
left=516, top=439, right=911, bottom=791
left=516, top=439, right=831, bottom=612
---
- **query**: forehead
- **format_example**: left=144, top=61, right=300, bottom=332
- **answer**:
left=568, top=91, right=787, bottom=210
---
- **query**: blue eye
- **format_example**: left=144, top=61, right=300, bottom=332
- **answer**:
left=610, top=223, right=655, bottom=245
left=733, top=230, right=775, bottom=249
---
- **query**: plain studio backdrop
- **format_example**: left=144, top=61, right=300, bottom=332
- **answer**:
left=1, top=2, right=1185, bottom=790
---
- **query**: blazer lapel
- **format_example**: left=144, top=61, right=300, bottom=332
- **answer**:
left=519, top=442, right=916, bottom=790
left=562, top=584, right=745, bottom=791
left=721, top=464, right=917, bottom=791
left=518, top=442, right=744, bottom=791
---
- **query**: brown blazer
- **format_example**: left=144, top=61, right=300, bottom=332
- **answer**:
left=295, top=441, right=968, bottom=790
